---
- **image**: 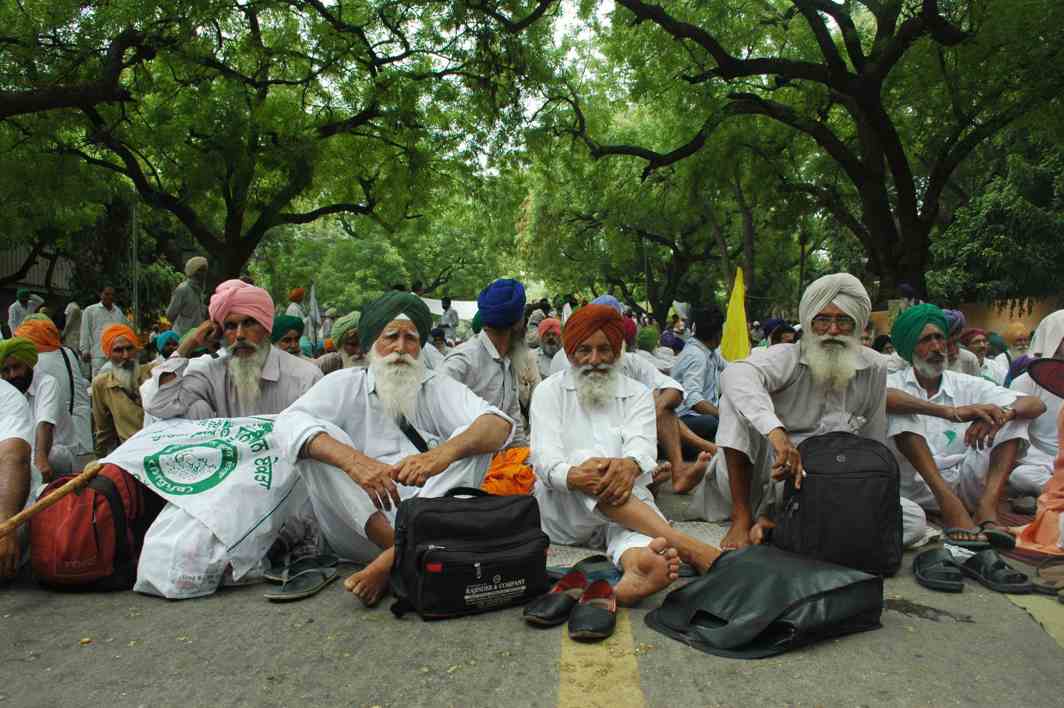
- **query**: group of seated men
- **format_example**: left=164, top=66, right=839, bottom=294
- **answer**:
left=1, top=272, right=1061, bottom=608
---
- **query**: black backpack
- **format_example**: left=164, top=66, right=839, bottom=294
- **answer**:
left=390, top=487, right=550, bottom=620
left=771, top=432, right=902, bottom=577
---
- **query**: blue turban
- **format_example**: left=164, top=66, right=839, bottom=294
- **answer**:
left=942, top=309, right=966, bottom=337
left=591, top=294, right=623, bottom=315
left=477, top=278, right=526, bottom=328
left=299, top=335, right=313, bottom=357
left=154, top=330, right=180, bottom=351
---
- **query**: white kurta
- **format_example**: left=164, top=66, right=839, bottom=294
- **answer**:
left=24, top=372, right=75, bottom=487
left=529, top=368, right=664, bottom=565
left=887, top=367, right=1028, bottom=510
left=78, top=302, right=129, bottom=377
left=1009, top=372, right=1062, bottom=496
left=275, top=367, right=513, bottom=560
left=34, top=349, right=92, bottom=454
left=0, top=379, right=32, bottom=446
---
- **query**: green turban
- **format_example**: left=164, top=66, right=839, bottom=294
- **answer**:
left=332, top=311, right=360, bottom=343
left=891, top=303, right=948, bottom=363
left=0, top=336, right=39, bottom=368
left=636, top=326, right=660, bottom=352
left=16, top=288, right=30, bottom=300
left=359, top=292, right=431, bottom=348
left=471, top=310, right=482, bottom=334
left=271, top=314, right=304, bottom=342
left=22, top=313, right=53, bottom=324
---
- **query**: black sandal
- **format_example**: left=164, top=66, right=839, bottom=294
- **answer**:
left=958, top=549, right=1033, bottom=594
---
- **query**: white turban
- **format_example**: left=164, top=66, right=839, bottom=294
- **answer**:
left=185, top=256, right=208, bottom=277
left=1030, top=310, right=1064, bottom=359
left=798, top=273, right=871, bottom=334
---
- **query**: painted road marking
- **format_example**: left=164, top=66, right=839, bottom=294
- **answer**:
left=1007, top=594, right=1064, bottom=648
left=558, top=609, right=646, bottom=708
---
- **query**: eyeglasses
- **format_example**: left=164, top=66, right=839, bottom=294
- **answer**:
left=810, top=315, right=856, bottom=334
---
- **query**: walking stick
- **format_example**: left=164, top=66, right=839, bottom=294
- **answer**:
left=0, top=461, right=103, bottom=539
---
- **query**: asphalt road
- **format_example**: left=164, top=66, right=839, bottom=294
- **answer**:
left=3, top=490, right=1063, bottom=707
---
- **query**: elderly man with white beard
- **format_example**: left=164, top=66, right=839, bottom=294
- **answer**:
left=147, top=279, right=322, bottom=420
left=528, top=305, right=722, bottom=607
left=536, top=317, right=562, bottom=379
left=91, top=324, right=157, bottom=457
left=885, top=304, right=1046, bottom=539
left=276, top=291, right=514, bottom=606
left=689, top=273, right=927, bottom=550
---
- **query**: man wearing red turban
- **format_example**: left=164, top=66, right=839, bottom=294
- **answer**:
left=525, top=305, right=722, bottom=612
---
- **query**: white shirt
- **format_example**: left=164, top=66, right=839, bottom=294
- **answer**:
left=1011, top=372, right=1061, bottom=463
left=79, top=302, right=129, bottom=360
left=421, top=342, right=444, bottom=370
left=25, top=371, right=71, bottom=486
left=529, top=368, right=658, bottom=492
left=34, top=349, right=92, bottom=453
left=8, top=296, right=41, bottom=332
left=548, top=348, right=682, bottom=394
left=0, top=379, right=32, bottom=445
left=441, top=331, right=527, bottom=447
left=887, top=367, right=1019, bottom=462
left=276, top=367, right=513, bottom=466
left=439, top=308, right=459, bottom=339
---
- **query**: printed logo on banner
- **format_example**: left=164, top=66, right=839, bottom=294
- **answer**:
left=143, top=439, right=239, bottom=495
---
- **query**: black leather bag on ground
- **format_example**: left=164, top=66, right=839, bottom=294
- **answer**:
left=645, top=545, right=883, bottom=659
left=771, top=431, right=903, bottom=577
left=390, top=487, right=550, bottom=620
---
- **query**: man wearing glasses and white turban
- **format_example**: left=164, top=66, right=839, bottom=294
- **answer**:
left=689, top=273, right=927, bottom=550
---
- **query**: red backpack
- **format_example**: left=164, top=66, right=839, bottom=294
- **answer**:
left=30, top=464, right=158, bottom=591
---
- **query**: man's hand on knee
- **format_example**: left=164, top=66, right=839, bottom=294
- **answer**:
left=567, top=459, right=608, bottom=496
left=595, top=457, right=640, bottom=506
left=391, top=448, right=453, bottom=487
left=343, top=456, right=401, bottom=511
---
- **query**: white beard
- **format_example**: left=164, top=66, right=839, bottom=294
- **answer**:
left=541, top=341, right=560, bottom=358
left=369, top=348, right=425, bottom=422
left=112, top=361, right=138, bottom=393
left=227, top=341, right=270, bottom=411
left=913, top=352, right=947, bottom=379
left=574, top=362, right=620, bottom=410
left=802, top=333, right=860, bottom=392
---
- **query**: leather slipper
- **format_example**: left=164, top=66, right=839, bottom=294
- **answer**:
left=913, top=548, right=963, bottom=593
left=942, top=528, right=991, bottom=551
left=265, top=553, right=338, bottom=584
left=568, top=580, right=617, bottom=641
left=976, top=521, right=1016, bottom=550
left=957, top=549, right=1033, bottom=594
left=524, top=571, right=588, bottom=627
left=264, top=567, right=338, bottom=602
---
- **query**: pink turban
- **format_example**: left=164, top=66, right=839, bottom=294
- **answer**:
left=209, top=279, right=274, bottom=331
left=537, top=317, right=561, bottom=339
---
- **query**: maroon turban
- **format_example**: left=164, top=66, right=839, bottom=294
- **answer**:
left=563, top=305, right=625, bottom=358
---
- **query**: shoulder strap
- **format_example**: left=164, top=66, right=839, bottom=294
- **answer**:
left=88, top=475, right=131, bottom=568
left=397, top=415, right=429, bottom=454
left=59, top=347, right=76, bottom=414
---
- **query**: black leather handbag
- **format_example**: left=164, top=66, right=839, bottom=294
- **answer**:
left=772, top=431, right=903, bottom=577
left=645, top=545, right=883, bottom=659
left=390, top=487, right=550, bottom=620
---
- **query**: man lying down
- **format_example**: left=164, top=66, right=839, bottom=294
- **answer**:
left=105, top=292, right=514, bottom=600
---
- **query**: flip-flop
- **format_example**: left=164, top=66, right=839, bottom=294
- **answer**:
left=976, top=521, right=1016, bottom=550
left=942, top=527, right=991, bottom=550
left=263, top=567, right=339, bottom=602
left=913, top=548, right=964, bottom=593
left=957, top=549, right=1033, bottom=594
left=264, top=553, right=338, bottom=584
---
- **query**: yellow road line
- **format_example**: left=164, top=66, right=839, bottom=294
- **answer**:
left=1007, top=594, right=1064, bottom=648
left=558, top=609, right=646, bottom=708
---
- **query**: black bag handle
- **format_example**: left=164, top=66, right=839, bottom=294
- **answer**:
left=60, top=347, right=76, bottom=414
left=444, top=486, right=490, bottom=498
left=88, top=475, right=131, bottom=569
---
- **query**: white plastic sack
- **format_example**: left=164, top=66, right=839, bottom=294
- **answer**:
left=102, top=415, right=306, bottom=598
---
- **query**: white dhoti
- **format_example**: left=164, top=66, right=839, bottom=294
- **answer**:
left=533, top=482, right=663, bottom=567
left=691, top=429, right=928, bottom=548
left=296, top=422, right=491, bottom=562
left=1010, top=447, right=1055, bottom=497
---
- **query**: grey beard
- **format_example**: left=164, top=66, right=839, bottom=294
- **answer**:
left=369, top=348, right=424, bottom=423
left=802, top=334, right=860, bottom=392
left=913, top=353, right=946, bottom=379
left=227, top=341, right=270, bottom=411
left=112, top=361, right=138, bottom=393
left=541, top=342, right=560, bottom=357
left=574, top=363, right=619, bottom=410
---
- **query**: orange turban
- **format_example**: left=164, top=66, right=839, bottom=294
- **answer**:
left=563, top=304, right=625, bottom=358
left=101, top=324, right=140, bottom=357
left=289, top=287, right=305, bottom=303
left=1004, top=321, right=1029, bottom=344
left=15, top=318, right=61, bottom=353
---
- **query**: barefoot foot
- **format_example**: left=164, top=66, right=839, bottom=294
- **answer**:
left=721, top=517, right=753, bottom=551
left=344, top=550, right=392, bottom=607
left=614, top=537, right=680, bottom=606
left=672, top=451, right=714, bottom=494
left=749, top=517, right=775, bottom=545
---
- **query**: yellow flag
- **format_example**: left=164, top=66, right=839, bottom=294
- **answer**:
left=720, top=268, right=751, bottom=362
